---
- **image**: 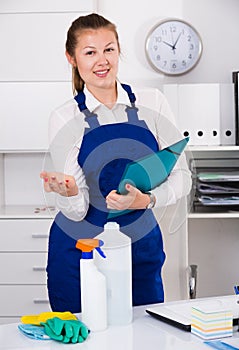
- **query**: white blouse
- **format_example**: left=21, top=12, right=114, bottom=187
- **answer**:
left=48, top=82, right=192, bottom=221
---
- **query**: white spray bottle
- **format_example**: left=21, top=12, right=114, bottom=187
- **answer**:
left=94, top=222, right=133, bottom=325
left=76, top=239, right=107, bottom=332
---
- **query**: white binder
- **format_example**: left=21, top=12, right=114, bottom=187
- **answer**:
left=163, top=83, right=235, bottom=146
left=219, top=83, right=235, bottom=145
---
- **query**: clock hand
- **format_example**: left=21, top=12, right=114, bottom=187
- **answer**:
left=162, top=40, right=174, bottom=49
left=172, top=32, right=182, bottom=49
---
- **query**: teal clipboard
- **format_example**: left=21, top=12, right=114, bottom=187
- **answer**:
left=108, top=136, right=189, bottom=219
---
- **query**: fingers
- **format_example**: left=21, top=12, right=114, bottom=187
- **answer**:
left=71, top=323, right=81, bottom=343
left=106, top=185, right=138, bottom=210
left=40, top=171, right=76, bottom=196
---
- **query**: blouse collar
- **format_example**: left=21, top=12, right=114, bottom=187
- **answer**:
left=83, top=81, right=130, bottom=111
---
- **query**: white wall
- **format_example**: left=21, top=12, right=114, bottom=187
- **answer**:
left=98, top=0, right=239, bottom=300
left=1, top=0, right=238, bottom=301
left=98, top=0, right=239, bottom=88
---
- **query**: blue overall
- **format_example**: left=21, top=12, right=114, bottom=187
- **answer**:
left=47, top=84, right=166, bottom=313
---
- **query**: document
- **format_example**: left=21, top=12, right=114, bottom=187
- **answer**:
left=197, top=172, right=239, bottom=182
left=197, top=182, right=239, bottom=194
left=196, top=171, right=239, bottom=207
left=198, top=195, right=239, bottom=206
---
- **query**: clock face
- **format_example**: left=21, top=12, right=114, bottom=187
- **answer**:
left=145, top=18, right=202, bottom=75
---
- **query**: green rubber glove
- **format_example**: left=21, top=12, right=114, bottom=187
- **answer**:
left=41, top=317, right=89, bottom=343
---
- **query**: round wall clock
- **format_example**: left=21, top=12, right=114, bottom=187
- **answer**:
left=145, top=18, right=203, bottom=75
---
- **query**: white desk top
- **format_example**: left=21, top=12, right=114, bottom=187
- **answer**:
left=0, top=303, right=239, bottom=350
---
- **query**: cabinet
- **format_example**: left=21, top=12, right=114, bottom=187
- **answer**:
left=0, top=218, right=52, bottom=324
left=0, top=151, right=57, bottom=324
left=0, top=0, right=97, bottom=325
left=187, top=145, right=239, bottom=298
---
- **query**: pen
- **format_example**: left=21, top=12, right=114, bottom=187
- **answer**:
left=234, top=285, right=239, bottom=295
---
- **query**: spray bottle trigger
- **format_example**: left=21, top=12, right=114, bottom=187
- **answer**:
left=95, top=247, right=106, bottom=258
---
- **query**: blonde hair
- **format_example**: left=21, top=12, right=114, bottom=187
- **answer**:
left=65, top=13, right=120, bottom=94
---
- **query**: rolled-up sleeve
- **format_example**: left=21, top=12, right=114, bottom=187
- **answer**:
left=48, top=105, right=89, bottom=221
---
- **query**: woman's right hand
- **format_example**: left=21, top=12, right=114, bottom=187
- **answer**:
left=40, top=171, right=78, bottom=197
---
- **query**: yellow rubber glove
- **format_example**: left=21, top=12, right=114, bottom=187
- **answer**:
left=21, top=311, right=77, bottom=325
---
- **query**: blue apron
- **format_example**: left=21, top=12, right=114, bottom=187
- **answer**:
left=47, top=84, right=166, bottom=313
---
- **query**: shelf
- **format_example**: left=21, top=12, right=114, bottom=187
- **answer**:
left=0, top=205, right=57, bottom=219
left=0, top=149, right=48, bottom=154
left=188, top=145, right=239, bottom=152
left=188, top=211, right=239, bottom=219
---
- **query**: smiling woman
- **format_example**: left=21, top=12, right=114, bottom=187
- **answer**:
left=66, top=27, right=119, bottom=108
left=65, top=14, right=121, bottom=100
left=40, top=13, right=192, bottom=314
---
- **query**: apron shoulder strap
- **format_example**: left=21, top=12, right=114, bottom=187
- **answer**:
left=121, top=83, right=136, bottom=105
left=74, top=90, right=87, bottom=112
left=74, top=84, right=139, bottom=127
left=121, top=84, right=139, bottom=123
left=74, top=91, right=100, bottom=129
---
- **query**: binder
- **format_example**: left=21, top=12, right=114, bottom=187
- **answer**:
left=219, top=83, right=235, bottom=145
left=232, top=71, right=239, bottom=145
left=164, top=83, right=235, bottom=146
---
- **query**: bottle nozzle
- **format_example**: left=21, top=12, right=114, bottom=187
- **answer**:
left=76, top=239, right=106, bottom=259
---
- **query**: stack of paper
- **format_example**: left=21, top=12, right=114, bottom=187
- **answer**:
left=195, top=171, right=239, bottom=208
left=191, top=304, right=233, bottom=340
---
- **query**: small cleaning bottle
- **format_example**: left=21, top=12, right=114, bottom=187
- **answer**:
left=76, top=239, right=107, bottom=332
left=94, top=222, right=133, bottom=326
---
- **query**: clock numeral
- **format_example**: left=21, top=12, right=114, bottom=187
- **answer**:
left=190, top=43, right=194, bottom=50
left=156, top=54, right=161, bottom=61
left=153, top=45, right=158, bottom=51
left=155, top=36, right=162, bottom=43
left=170, top=25, right=176, bottom=33
left=188, top=53, right=193, bottom=59
left=163, top=60, right=167, bottom=67
left=187, top=35, right=192, bottom=42
left=170, top=60, right=177, bottom=70
left=182, top=60, right=186, bottom=67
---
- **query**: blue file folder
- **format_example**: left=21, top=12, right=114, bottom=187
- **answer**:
left=108, top=136, right=189, bottom=218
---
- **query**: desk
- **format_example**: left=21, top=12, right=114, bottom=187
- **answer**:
left=0, top=304, right=239, bottom=350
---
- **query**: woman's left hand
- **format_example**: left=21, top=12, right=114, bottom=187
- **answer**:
left=106, top=184, right=150, bottom=210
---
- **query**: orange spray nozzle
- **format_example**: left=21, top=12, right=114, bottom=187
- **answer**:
left=76, top=239, right=106, bottom=258
left=76, top=239, right=102, bottom=252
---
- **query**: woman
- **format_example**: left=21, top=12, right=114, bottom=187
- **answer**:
left=40, top=13, right=192, bottom=313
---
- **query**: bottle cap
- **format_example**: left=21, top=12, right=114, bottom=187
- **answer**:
left=100, top=222, right=130, bottom=248
left=104, top=222, right=120, bottom=230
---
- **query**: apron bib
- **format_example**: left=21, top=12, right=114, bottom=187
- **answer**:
left=47, top=84, right=166, bottom=312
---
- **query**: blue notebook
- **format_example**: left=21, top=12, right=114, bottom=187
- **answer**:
left=108, top=136, right=189, bottom=218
